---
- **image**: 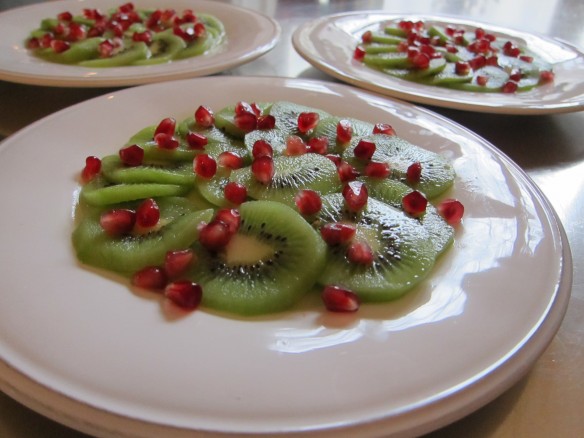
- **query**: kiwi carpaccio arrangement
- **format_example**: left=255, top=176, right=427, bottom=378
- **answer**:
left=25, top=2, right=224, bottom=66
left=73, top=101, right=464, bottom=316
left=354, top=19, right=555, bottom=93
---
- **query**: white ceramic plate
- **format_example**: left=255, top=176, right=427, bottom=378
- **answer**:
left=0, top=77, right=572, bottom=437
left=292, top=12, right=584, bottom=114
left=0, top=0, right=280, bottom=87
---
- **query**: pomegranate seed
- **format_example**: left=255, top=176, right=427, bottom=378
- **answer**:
left=307, top=136, right=329, bottom=154
left=411, top=52, right=430, bottom=69
left=354, top=46, right=366, bottom=61
left=119, top=144, right=144, bottom=167
left=297, top=112, right=320, bottom=134
left=50, top=40, right=70, bottom=53
left=234, top=113, right=257, bottom=132
left=322, top=285, right=360, bottom=312
left=519, top=55, right=534, bottom=63
left=502, top=81, right=518, bottom=93
left=373, top=123, right=396, bottom=135
left=135, top=198, right=160, bottom=228
left=251, top=156, right=274, bottom=184
left=285, top=135, right=307, bottom=156
left=353, top=139, right=376, bottom=161
left=98, top=39, right=115, bottom=57
left=164, top=280, right=202, bottom=310
left=119, top=2, right=135, bottom=13
left=81, top=156, right=101, bottom=183
left=132, top=266, right=168, bottom=290
left=40, top=33, right=53, bottom=49
left=503, top=41, right=521, bottom=57
left=337, top=161, right=360, bottom=182
left=193, top=22, right=206, bottom=37
left=257, top=115, right=276, bottom=130
left=486, top=55, right=499, bottom=66
left=325, top=154, right=342, bottom=167
left=336, top=120, right=353, bottom=144
left=342, top=181, right=368, bottom=212
left=224, top=181, right=247, bottom=205
left=199, top=219, right=232, bottom=250
left=437, top=198, right=464, bottom=225
left=194, top=154, right=217, bottom=179
left=26, top=37, right=40, bottom=49
left=320, top=222, right=356, bottom=245
left=295, top=189, right=322, bottom=215
left=469, top=55, right=486, bottom=70
left=476, top=75, right=488, bottom=86
left=215, top=208, right=241, bottom=235
left=509, top=71, right=523, bottom=82
left=539, top=70, right=554, bottom=84
left=218, top=151, right=244, bottom=170
left=361, top=30, right=373, bottom=43
left=164, top=249, right=195, bottom=278
left=475, top=28, right=485, bottom=39
left=100, top=209, right=136, bottom=236
left=57, top=11, right=73, bottom=21
left=402, top=190, right=427, bottom=217
left=67, top=22, right=86, bottom=41
left=154, top=117, right=176, bottom=136
left=252, top=140, right=273, bottom=159
left=186, top=131, right=208, bottom=149
left=154, top=133, right=179, bottom=149
left=346, top=240, right=374, bottom=265
left=132, top=31, right=152, bottom=43
left=406, top=161, right=422, bottom=183
left=455, top=61, right=470, bottom=76
left=364, top=161, right=390, bottom=178
left=235, top=101, right=255, bottom=116
left=194, top=105, right=214, bottom=128
left=250, top=102, right=263, bottom=116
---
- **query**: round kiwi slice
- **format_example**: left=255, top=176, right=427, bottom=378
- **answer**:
left=195, top=167, right=233, bottom=207
left=268, top=101, right=331, bottom=135
left=133, top=31, right=187, bottom=65
left=243, top=128, right=288, bottom=157
left=100, top=155, right=196, bottom=186
left=308, top=116, right=375, bottom=154
left=312, top=193, right=436, bottom=302
left=187, top=201, right=327, bottom=315
left=72, top=198, right=213, bottom=274
left=343, top=134, right=455, bottom=199
left=230, top=153, right=341, bottom=208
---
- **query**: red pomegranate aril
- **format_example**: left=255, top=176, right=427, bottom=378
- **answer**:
left=520, top=55, right=534, bottom=63
left=58, top=11, right=74, bottom=21
left=509, top=71, right=523, bottom=82
left=81, top=155, right=101, bottom=183
left=353, top=139, right=376, bottom=161
left=406, top=161, right=422, bottom=183
left=165, top=249, right=195, bottom=278
left=502, top=80, right=518, bottom=93
left=194, top=105, right=214, bottom=128
left=98, top=39, right=115, bottom=57
left=218, top=151, right=244, bottom=170
left=257, top=114, right=276, bottom=130
left=295, top=189, right=322, bottom=215
left=337, top=161, right=360, bottom=182
left=199, top=219, right=232, bottom=250
left=234, top=112, right=257, bottom=133
left=364, top=161, right=390, bottom=178
left=336, top=119, right=353, bottom=143
left=469, top=55, right=486, bottom=70
left=67, top=22, right=86, bottom=41
left=297, top=112, right=320, bottom=134
left=194, top=154, right=217, bottom=179
left=119, top=144, right=144, bottom=166
left=251, top=155, right=274, bottom=184
left=455, top=61, right=470, bottom=76
left=361, top=30, right=373, bottom=43
left=224, top=181, right=247, bottom=205
left=437, top=198, right=464, bottom=225
left=250, top=102, right=263, bottom=116
left=285, top=135, right=307, bottom=156
left=186, top=131, right=208, bottom=149
left=119, top=2, right=135, bottom=13
left=132, top=30, right=152, bottom=43
left=40, top=33, right=53, bottom=48
left=50, top=39, right=70, bottom=53
left=476, top=75, right=488, bottom=86
left=322, top=285, right=360, bottom=312
left=325, top=154, right=342, bottom=167
left=100, top=209, right=136, bottom=236
left=235, top=101, right=255, bottom=116
left=486, top=55, right=499, bottom=66
left=320, top=222, right=356, bottom=246
left=26, top=37, right=40, bottom=49
left=154, top=133, right=179, bottom=149
left=347, top=240, right=374, bottom=265
left=132, top=266, right=168, bottom=290
left=411, top=52, right=430, bottom=69
left=164, top=280, right=202, bottom=310
left=373, top=123, right=396, bottom=135
left=402, top=190, right=427, bottom=217
left=154, top=117, right=176, bottom=136
left=215, top=208, right=241, bottom=234
left=135, top=198, right=160, bottom=228
left=342, top=181, right=368, bottom=212
left=252, top=140, right=273, bottom=159
left=307, top=136, right=329, bottom=154
left=354, top=46, right=366, bottom=61
left=539, top=70, right=555, bottom=84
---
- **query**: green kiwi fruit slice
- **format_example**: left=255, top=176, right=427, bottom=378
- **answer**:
left=195, top=167, right=233, bottom=207
left=174, top=14, right=226, bottom=59
left=37, top=37, right=105, bottom=64
left=243, top=129, right=288, bottom=157
left=343, top=134, right=455, bottom=199
left=363, top=52, right=411, bottom=69
left=73, top=198, right=213, bottom=274
left=100, top=155, right=196, bottom=186
left=187, top=200, right=327, bottom=315
left=361, top=177, right=454, bottom=256
left=268, top=101, right=331, bottom=135
left=133, top=31, right=187, bottom=65
left=312, top=194, right=436, bottom=302
left=230, top=153, right=341, bottom=208
left=382, top=56, right=447, bottom=80
left=79, top=41, right=150, bottom=67
left=308, top=116, right=374, bottom=154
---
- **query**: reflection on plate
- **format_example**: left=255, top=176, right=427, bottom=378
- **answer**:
left=0, top=0, right=280, bottom=87
left=0, top=77, right=571, bottom=437
left=292, top=12, right=584, bottom=114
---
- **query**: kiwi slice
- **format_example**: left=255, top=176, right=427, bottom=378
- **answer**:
left=100, top=155, right=196, bottom=186
left=383, top=56, right=447, bottom=80
left=187, top=201, right=327, bottom=315
left=80, top=176, right=189, bottom=206
left=79, top=41, right=150, bottom=67
left=133, top=31, right=186, bottom=65
left=308, top=116, right=375, bottom=154
left=361, top=177, right=454, bottom=256
left=230, top=153, right=341, bottom=208
left=174, top=14, right=226, bottom=59
left=243, top=128, right=288, bottom=157
left=268, top=101, right=331, bottom=135
left=195, top=167, right=233, bottom=207
left=73, top=198, right=213, bottom=274
left=343, top=134, right=455, bottom=199
left=312, top=194, right=436, bottom=302
left=37, top=37, right=105, bottom=64
left=363, top=52, right=411, bottom=69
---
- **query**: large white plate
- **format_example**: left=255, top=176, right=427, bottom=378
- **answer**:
left=292, top=12, right=584, bottom=115
left=0, top=77, right=572, bottom=437
left=0, top=0, right=280, bottom=87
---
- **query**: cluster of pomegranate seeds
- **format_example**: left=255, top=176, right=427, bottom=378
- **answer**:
left=322, top=285, right=360, bottom=312
left=402, top=190, right=428, bottom=217
left=194, top=154, right=217, bottom=179
left=437, top=198, right=464, bottom=224
left=119, top=144, right=144, bottom=166
left=81, top=156, right=101, bottom=183
left=342, top=181, right=368, bottom=212
left=294, top=189, right=322, bottom=215
left=234, top=101, right=261, bottom=133
left=198, top=208, right=240, bottom=251
left=100, top=198, right=161, bottom=237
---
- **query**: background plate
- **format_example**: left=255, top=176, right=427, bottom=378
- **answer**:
left=292, top=12, right=584, bottom=114
left=0, top=0, right=280, bottom=87
left=0, top=77, right=572, bottom=437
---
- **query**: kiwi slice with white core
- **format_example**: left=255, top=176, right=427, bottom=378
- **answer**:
left=230, top=153, right=341, bottom=208
left=313, top=194, right=436, bottom=302
left=188, top=201, right=327, bottom=315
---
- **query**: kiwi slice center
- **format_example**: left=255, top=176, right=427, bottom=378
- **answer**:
left=224, top=234, right=274, bottom=265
